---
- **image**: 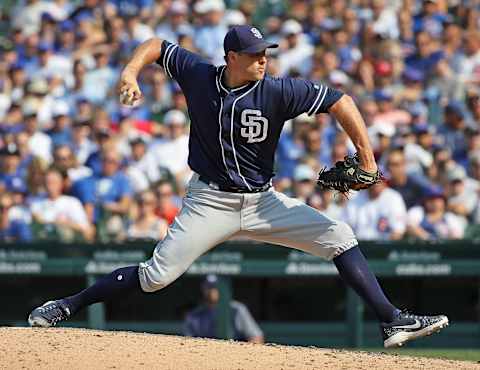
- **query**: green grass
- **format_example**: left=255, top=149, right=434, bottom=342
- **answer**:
left=364, top=348, right=480, bottom=363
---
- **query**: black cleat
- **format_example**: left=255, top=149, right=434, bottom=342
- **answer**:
left=381, top=310, right=449, bottom=348
left=28, top=300, right=71, bottom=327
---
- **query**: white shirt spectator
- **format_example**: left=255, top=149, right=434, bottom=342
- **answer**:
left=127, top=152, right=169, bottom=193
left=82, top=66, right=116, bottom=104
left=30, top=195, right=90, bottom=229
left=459, top=50, right=480, bottom=85
left=403, top=142, right=433, bottom=174
left=407, top=206, right=465, bottom=239
left=150, top=135, right=190, bottom=175
left=8, top=205, right=32, bottom=225
left=72, top=138, right=97, bottom=165
left=343, top=187, right=407, bottom=240
left=277, top=21, right=313, bottom=76
left=132, top=22, right=155, bottom=43
left=38, top=55, right=73, bottom=89
left=28, top=131, right=52, bottom=164
left=12, top=1, right=60, bottom=35
left=370, top=5, right=399, bottom=39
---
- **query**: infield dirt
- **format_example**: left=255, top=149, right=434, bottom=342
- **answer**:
left=0, top=327, right=476, bottom=370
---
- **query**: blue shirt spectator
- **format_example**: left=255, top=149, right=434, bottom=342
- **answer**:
left=73, top=152, right=133, bottom=223
left=193, top=0, right=228, bottom=66
left=82, top=51, right=116, bottom=104
left=437, top=103, right=469, bottom=165
left=183, top=275, right=263, bottom=343
left=0, top=192, right=32, bottom=243
left=107, top=0, right=153, bottom=17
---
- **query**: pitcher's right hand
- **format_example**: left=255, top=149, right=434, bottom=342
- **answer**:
left=119, top=69, right=143, bottom=106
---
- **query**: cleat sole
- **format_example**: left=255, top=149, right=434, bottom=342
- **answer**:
left=384, top=316, right=449, bottom=349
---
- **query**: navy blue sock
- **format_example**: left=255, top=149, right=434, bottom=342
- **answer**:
left=65, top=266, right=141, bottom=315
left=333, top=246, right=399, bottom=323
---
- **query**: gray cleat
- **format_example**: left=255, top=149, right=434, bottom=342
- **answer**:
left=381, top=310, right=449, bottom=348
left=28, top=300, right=71, bottom=327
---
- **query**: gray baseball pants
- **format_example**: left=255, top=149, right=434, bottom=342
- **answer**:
left=138, top=173, right=358, bottom=292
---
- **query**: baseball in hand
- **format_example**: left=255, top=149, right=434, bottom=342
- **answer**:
left=119, top=90, right=142, bottom=107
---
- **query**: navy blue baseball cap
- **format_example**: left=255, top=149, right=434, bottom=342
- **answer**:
left=202, top=274, right=219, bottom=289
left=224, top=25, right=278, bottom=55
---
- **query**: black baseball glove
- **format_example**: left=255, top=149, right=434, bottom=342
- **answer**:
left=317, top=154, right=381, bottom=194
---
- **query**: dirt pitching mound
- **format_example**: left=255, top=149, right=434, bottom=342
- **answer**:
left=0, top=327, right=475, bottom=370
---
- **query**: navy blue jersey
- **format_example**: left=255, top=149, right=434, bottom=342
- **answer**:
left=158, top=41, right=343, bottom=191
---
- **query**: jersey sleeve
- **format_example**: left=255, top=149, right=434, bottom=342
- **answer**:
left=281, top=78, right=344, bottom=120
left=157, top=40, right=209, bottom=85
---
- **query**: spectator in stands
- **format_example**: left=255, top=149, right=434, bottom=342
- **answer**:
left=276, top=113, right=313, bottom=181
left=22, top=98, right=52, bottom=164
left=155, top=1, right=192, bottom=44
left=403, top=123, right=434, bottom=174
left=369, top=123, right=395, bottom=163
left=468, top=151, right=480, bottom=183
left=52, top=144, right=92, bottom=193
left=343, top=181, right=407, bottom=241
left=47, top=101, right=72, bottom=147
left=71, top=118, right=96, bottom=165
left=307, top=189, right=345, bottom=221
left=126, top=137, right=171, bottom=194
left=85, top=128, right=114, bottom=176
left=183, top=274, right=264, bottom=343
left=30, top=168, right=93, bottom=242
left=412, top=0, right=448, bottom=38
left=290, top=164, right=316, bottom=203
left=56, top=20, right=76, bottom=57
left=24, top=77, right=55, bottom=129
left=124, top=11, right=155, bottom=43
left=11, top=0, right=60, bottom=37
left=405, top=31, right=452, bottom=82
left=106, top=0, right=152, bottom=21
left=154, top=180, right=180, bottom=225
left=466, top=88, right=480, bottom=129
left=438, top=102, right=468, bottom=164
left=327, top=135, right=350, bottom=168
left=459, top=30, right=480, bottom=87
left=127, top=190, right=168, bottom=241
left=36, top=41, right=73, bottom=87
left=2, top=0, right=480, bottom=242
left=0, top=144, right=25, bottom=194
left=14, top=131, right=35, bottom=177
left=386, top=148, right=430, bottom=209
left=147, top=69, right=172, bottom=124
left=150, top=109, right=190, bottom=190
left=25, top=155, right=46, bottom=194
left=368, top=0, right=399, bottom=40
left=82, top=49, right=115, bottom=104
left=0, top=192, right=32, bottom=242
left=277, top=19, right=313, bottom=77
left=371, top=89, right=411, bottom=130
left=73, top=150, right=132, bottom=241
left=445, top=167, right=478, bottom=221
left=9, top=61, right=27, bottom=103
left=304, top=126, right=329, bottom=168
left=193, top=0, right=227, bottom=66
left=407, top=186, right=465, bottom=240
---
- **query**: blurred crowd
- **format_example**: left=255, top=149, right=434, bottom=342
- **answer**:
left=0, top=0, right=479, bottom=244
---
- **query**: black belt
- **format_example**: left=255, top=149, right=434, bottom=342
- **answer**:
left=199, top=175, right=271, bottom=193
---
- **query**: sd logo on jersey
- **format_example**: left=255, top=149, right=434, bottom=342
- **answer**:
left=240, top=109, right=269, bottom=143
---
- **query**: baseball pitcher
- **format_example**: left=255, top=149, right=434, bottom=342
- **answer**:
left=29, top=25, right=448, bottom=348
